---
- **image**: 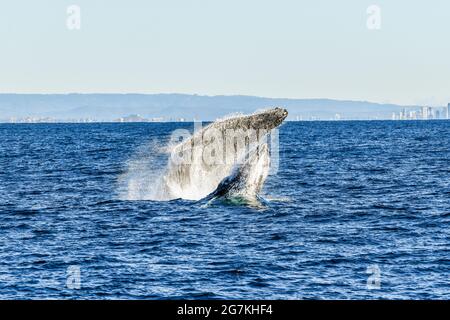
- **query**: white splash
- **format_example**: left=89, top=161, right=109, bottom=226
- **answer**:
left=117, top=139, right=168, bottom=201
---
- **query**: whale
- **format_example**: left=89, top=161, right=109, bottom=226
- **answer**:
left=155, top=107, right=288, bottom=201
left=202, top=142, right=271, bottom=204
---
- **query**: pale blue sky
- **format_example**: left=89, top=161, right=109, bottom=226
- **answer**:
left=0, top=0, right=449, bottom=105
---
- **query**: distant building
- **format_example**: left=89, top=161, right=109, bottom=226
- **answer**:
left=447, top=103, right=450, bottom=119
left=435, top=109, right=441, bottom=119
left=402, top=108, right=408, bottom=120
left=409, top=110, right=418, bottom=120
left=115, top=114, right=147, bottom=122
left=421, top=106, right=428, bottom=120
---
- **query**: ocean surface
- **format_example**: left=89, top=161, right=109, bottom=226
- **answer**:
left=0, top=121, right=449, bottom=299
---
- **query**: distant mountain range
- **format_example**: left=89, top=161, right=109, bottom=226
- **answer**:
left=0, top=93, right=418, bottom=121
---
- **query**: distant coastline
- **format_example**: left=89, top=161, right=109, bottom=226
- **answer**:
left=0, top=93, right=447, bottom=123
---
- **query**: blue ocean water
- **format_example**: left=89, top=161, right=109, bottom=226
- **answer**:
left=0, top=121, right=449, bottom=299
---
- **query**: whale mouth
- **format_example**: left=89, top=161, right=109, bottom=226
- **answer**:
left=270, top=107, right=288, bottom=127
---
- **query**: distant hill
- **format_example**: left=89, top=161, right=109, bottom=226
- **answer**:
left=0, top=93, right=416, bottom=121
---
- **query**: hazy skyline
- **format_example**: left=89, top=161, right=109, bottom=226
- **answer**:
left=1, top=0, right=449, bottom=106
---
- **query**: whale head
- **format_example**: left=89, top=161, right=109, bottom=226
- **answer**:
left=217, top=107, right=288, bottom=132
left=260, top=107, right=289, bottom=129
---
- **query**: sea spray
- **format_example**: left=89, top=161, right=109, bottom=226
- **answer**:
left=117, top=138, right=168, bottom=201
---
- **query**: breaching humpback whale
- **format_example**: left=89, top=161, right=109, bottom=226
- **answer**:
left=156, top=107, right=288, bottom=201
